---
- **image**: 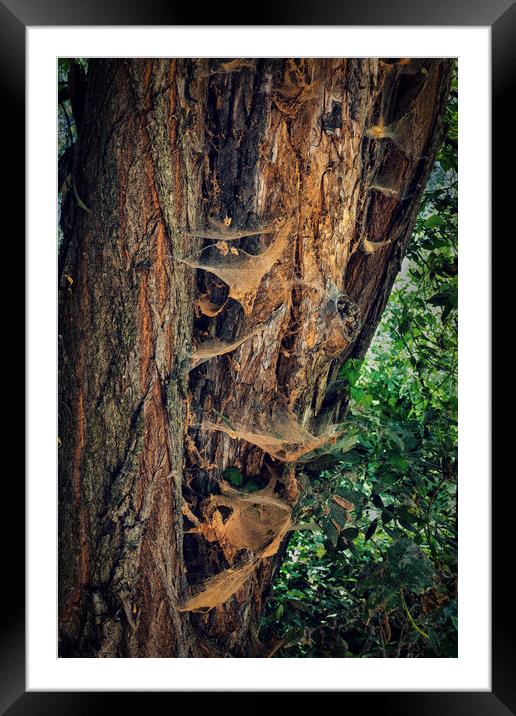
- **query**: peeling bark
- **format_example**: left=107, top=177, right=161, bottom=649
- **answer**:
left=58, top=58, right=452, bottom=657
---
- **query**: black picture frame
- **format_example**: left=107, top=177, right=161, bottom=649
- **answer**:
left=6, top=0, right=511, bottom=710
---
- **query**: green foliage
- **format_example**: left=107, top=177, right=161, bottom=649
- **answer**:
left=58, top=59, right=90, bottom=248
left=357, top=539, right=435, bottom=611
left=261, top=67, right=458, bottom=659
left=58, top=59, right=89, bottom=158
left=222, top=467, right=244, bottom=486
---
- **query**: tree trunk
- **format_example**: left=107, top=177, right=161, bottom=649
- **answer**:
left=58, top=58, right=452, bottom=657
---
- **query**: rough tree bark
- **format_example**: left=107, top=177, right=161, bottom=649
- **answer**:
left=58, top=58, right=452, bottom=657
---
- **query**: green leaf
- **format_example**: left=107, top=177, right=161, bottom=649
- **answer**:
left=321, top=517, right=339, bottom=547
left=338, top=449, right=363, bottom=465
left=371, top=493, right=384, bottom=509
left=388, top=454, right=409, bottom=471
left=381, top=509, right=394, bottom=524
left=428, top=285, right=457, bottom=311
left=339, top=358, right=364, bottom=387
left=397, top=507, right=419, bottom=524
left=222, top=467, right=243, bottom=486
left=72, top=180, right=92, bottom=213
left=377, top=470, right=398, bottom=488
left=350, top=386, right=373, bottom=407
left=364, top=519, right=378, bottom=542
left=425, top=214, right=444, bottom=229
left=329, top=501, right=349, bottom=530
left=292, top=519, right=320, bottom=533
left=242, top=479, right=261, bottom=493
left=357, top=435, right=374, bottom=450
left=341, top=527, right=359, bottom=540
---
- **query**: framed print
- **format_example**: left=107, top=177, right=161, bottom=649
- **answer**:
left=5, top=0, right=511, bottom=709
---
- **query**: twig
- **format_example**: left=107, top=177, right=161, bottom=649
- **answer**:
left=400, top=589, right=429, bottom=640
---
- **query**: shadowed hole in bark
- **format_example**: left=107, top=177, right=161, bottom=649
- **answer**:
left=379, top=58, right=427, bottom=76
left=177, top=217, right=294, bottom=314
left=195, top=293, right=227, bottom=317
left=180, top=477, right=293, bottom=612
left=321, top=101, right=343, bottom=134
left=216, top=505, right=234, bottom=524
